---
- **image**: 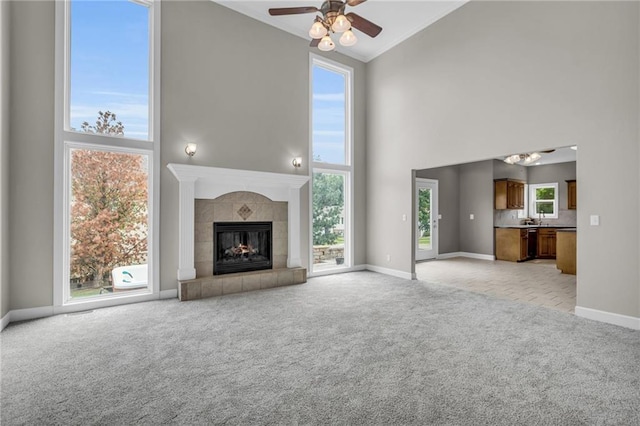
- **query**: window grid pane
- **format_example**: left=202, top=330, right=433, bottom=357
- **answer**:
left=312, top=65, right=346, bottom=165
left=69, top=148, right=149, bottom=298
left=69, top=0, right=150, bottom=140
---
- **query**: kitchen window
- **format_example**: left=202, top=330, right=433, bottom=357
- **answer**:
left=529, top=183, right=558, bottom=219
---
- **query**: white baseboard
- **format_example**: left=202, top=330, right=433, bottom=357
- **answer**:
left=160, top=289, right=178, bottom=299
left=575, top=306, right=640, bottom=330
left=437, top=252, right=496, bottom=261
left=365, top=264, right=415, bottom=280
left=309, top=264, right=367, bottom=278
left=1, top=290, right=178, bottom=332
left=1, top=311, right=10, bottom=331
left=9, top=305, right=54, bottom=323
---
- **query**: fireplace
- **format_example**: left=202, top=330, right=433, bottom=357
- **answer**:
left=214, top=222, right=272, bottom=275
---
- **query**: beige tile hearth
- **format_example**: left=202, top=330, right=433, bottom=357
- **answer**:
left=179, top=267, right=307, bottom=301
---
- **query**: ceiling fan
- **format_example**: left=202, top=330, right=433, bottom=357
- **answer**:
left=268, top=0, right=382, bottom=52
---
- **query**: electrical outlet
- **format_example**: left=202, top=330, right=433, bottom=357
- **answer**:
left=438, top=214, right=442, bottom=219
left=402, top=214, right=407, bottom=222
left=590, top=215, right=600, bottom=226
left=386, top=254, right=391, bottom=262
left=470, top=214, right=474, bottom=220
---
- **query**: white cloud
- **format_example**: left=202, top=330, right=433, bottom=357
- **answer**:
left=313, top=93, right=345, bottom=102
left=89, top=91, right=148, bottom=99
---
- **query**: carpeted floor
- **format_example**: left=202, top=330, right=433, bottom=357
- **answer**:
left=1, top=271, right=638, bottom=425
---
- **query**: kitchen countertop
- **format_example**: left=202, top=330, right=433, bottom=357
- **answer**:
left=494, top=225, right=577, bottom=229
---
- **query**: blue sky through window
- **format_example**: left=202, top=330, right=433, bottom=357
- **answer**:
left=70, top=0, right=150, bottom=140
left=312, top=65, right=346, bottom=165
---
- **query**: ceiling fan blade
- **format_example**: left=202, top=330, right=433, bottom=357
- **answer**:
left=269, top=6, right=319, bottom=16
left=310, top=38, right=320, bottom=47
left=346, top=0, right=368, bottom=6
left=346, top=12, right=382, bottom=38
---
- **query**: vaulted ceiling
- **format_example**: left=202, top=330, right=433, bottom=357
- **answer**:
left=213, top=1, right=468, bottom=62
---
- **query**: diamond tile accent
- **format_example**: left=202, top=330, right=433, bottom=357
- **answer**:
left=237, top=204, right=253, bottom=220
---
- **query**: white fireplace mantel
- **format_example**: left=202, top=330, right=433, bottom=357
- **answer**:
left=167, top=163, right=309, bottom=280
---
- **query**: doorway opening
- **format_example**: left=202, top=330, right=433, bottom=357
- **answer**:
left=415, top=178, right=438, bottom=261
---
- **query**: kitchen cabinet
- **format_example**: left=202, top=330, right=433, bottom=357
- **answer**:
left=495, top=228, right=528, bottom=262
left=556, top=230, right=576, bottom=274
left=495, top=179, right=525, bottom=210
left=567, top=180, right=577, bottom=209
left=537, top=228, right=557, bottom=259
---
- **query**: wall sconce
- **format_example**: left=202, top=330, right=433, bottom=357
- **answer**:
left=185, top=143, right=197, bottom=157
left=292, top=157, right=302, bottom=168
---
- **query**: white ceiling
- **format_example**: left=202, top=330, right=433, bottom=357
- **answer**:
left=213, top=0, right=468, bottom=63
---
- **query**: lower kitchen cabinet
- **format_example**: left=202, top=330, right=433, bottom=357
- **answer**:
left=556, top=230, right=576, bottom=274
left=537, top=228, right=557, bottom=259
left=495, top=228, right=528, bottom=262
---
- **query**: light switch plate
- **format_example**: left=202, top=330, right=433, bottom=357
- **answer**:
left=590, top=215, right=600, bottom=226
left=438, top=214, right=442, bottom=219
left=470, top=214, right=474, bottom=220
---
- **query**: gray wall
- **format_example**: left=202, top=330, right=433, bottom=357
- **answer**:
left=493, top=160, right=527, bottom=181
left=417, top=160, right=494, bottom=256
left=5, top=0, right=367, bottom=310
left=458, top=161, right=494, bottom=255
left=9, top=0, right=55, bottom=310
left=367, top=1, right=639, bottom=317
left=416, top=166, right=460, bottom=254
left=0, top=0, right=10, bottom=318
left=160, top=1, right=367, bottom=291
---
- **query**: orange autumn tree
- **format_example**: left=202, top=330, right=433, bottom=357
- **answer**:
left=70, top=111, right=148, bottom=286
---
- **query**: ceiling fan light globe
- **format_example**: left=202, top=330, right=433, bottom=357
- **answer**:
left=309, top=21, right=327, bottom=39
left=526, top=152, right=541, bottom=163
left=332, top=14, right=351, bottom=33
left=318, top=35, right=335, bottom=51
left=339, top=29, right=357, bottom=46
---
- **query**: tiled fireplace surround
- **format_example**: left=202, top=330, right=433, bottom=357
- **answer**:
left=168, top=164, right=309, bottom=301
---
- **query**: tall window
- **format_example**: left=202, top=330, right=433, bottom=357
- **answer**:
left=55, top=0, right=160, bottom=306
left=310, top=56, right=353, bottom=274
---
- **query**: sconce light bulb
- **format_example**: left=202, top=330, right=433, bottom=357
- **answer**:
left=185, top=143, right=197, bottom=157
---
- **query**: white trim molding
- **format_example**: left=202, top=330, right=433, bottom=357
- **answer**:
left=436, top=252, right=496, bottom=261
left=575, top=306, right=640, bottom=330
left=167, top=164, right=310, bottom=281
left=160, top=289, right=178, bottom=299
left=365, top=264, right=416, bottom=281
left=1, top=311, right=10, bottom=331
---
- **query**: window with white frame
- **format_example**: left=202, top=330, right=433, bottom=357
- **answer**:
left=55, top=0, right=160, bottom=306
left=310, top=55, right=353, bottom=274
left=529, top=183, right=559, bottom=219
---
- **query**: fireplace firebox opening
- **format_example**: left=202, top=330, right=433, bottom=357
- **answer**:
left=214, top=222, right=272, bottom=275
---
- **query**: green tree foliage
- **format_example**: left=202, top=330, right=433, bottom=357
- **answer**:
left=535, top=187, right=555, bottom=214
left=535, top=187, right=555, bottom=200
left=418, top=189, right=431, bottom=236
left=313, top=173, right=344, bottom=246
left=70, top=112, right=148, bottom=287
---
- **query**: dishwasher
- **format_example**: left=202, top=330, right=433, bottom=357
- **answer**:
left=527, top=228, right=538, bottom=259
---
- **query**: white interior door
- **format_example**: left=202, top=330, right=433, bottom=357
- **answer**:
left=416, top=178, right=438, bottom=261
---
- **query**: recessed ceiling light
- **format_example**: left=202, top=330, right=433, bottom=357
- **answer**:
left=535, top=162, right=541, bottom=165
left=570, top=146, right=577, bottom=150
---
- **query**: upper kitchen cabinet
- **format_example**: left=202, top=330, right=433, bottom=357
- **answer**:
left=566, top=180, right=577, bottom=209
left=494, top=179, right=525, bottom=210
